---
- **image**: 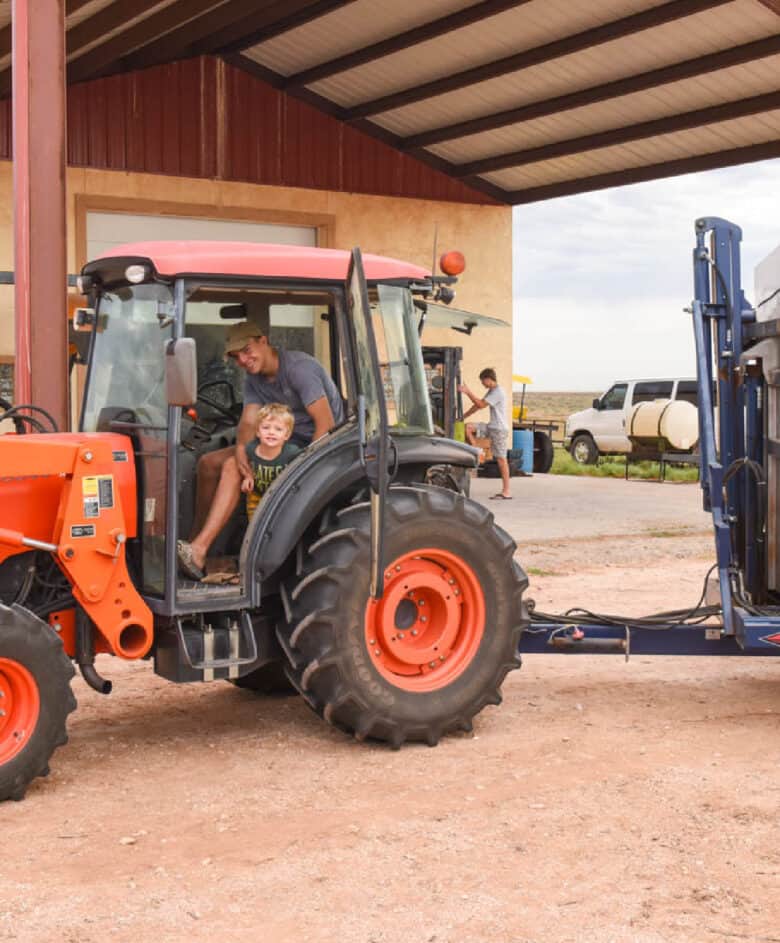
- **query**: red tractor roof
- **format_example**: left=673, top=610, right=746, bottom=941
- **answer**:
left=90, top=241, right=431, bottom=282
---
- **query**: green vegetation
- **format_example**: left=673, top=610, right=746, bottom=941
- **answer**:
left=526, top=566, right=561, bottom=577
left=550, top=447, right=699, bottom=482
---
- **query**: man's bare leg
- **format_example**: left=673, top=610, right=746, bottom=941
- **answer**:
left=192, top=446, right=233, bottom=535
left=187, top=456, right=242, bottom=570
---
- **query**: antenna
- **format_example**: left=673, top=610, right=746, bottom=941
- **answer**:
left=431, top=223, right=438, bottom=282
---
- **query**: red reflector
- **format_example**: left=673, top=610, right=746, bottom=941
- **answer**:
left=439, top=250, right=465, bottom=276
left=186, top=408, right=198, bottom=420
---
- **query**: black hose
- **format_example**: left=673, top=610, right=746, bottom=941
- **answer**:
left=75, top=609, right=112, bottom=695
left=529, top=563, right=722, bottom=629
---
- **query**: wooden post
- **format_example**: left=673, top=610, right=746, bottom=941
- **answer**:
left=12, top=0, right=68, bottom=429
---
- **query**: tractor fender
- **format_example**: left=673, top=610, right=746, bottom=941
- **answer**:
left=241, top=423, right=477, bottom=603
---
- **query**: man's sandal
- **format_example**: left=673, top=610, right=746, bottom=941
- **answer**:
left=177, top=540, right=205, bottom=581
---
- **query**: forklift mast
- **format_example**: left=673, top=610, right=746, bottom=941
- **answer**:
left=692, top=217, right=780, bottom=648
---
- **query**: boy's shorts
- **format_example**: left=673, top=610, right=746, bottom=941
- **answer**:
left=489, top=427, right=508, bottom=458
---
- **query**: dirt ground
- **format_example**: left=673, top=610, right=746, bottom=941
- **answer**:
left=3, top=476, right=779, bottom=943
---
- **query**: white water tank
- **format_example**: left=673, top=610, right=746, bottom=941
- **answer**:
left=628, top=399, right=698, bottom=452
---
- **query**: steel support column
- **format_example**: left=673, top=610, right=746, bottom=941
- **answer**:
left=12, top=0, right=68, bottom=429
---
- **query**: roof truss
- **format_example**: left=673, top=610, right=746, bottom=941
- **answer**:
left=1, top=0, right=779, bottom=203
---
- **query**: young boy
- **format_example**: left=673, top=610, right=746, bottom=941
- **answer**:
left=460, top=367, right=511, bottom=500
left=242, top=403, right=301, bottom=519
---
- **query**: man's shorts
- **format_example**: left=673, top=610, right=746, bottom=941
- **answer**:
left=488, top=427, right=508, bottom=458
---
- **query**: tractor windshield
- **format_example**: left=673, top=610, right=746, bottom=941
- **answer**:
left=81, top=283, right=174, bottom=433
left=371, top=284, right=433, bottom=436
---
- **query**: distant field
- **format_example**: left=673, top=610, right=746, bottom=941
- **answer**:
left=512, top=391, right=597, bottom=425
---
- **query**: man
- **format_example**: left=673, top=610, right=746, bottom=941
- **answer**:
left=177, top=318, right=344, bottom=580
left=460, top=367, right=511, bottom=500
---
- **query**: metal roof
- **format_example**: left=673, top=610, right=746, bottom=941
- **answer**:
left=3, top=0, right=780, bottom=204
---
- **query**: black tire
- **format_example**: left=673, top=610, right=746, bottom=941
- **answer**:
left=570, top=433, right=599, bottom=465
left=477, top=459, right=501, bottom=478
left=533, top=431, right=554, bottom=474
left=276, top=485, right=528, bottom=747
left=232, top=660, right=296, bottom=695
left=0, top=604, right=76, bottom=801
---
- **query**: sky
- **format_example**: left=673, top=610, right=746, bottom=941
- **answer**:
left=512, top=157, right=780, bottom=391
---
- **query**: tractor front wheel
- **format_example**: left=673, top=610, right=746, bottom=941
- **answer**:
left=0, top=605, right=76, bottom=801
left=277, top=485, right=528, bottom=746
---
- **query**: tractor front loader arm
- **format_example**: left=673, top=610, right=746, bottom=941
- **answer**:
left=0, top=432, right=152, bottom=659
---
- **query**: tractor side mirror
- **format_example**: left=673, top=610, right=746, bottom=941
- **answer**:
left=165, top=338, right=197, bottom=406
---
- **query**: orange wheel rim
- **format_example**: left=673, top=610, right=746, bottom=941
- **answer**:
left=0, top=659, right=40, bottom=765
left=364, top=548, right=486, bottom=692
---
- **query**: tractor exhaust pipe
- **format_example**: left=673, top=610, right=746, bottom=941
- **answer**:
left=76, top=609, right=112, bottom=695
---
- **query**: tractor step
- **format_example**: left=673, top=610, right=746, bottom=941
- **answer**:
left=154, top=611, right=259, bottom=683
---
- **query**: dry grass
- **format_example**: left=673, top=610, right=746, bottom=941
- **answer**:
left=513, top=391, right=597, bottom=425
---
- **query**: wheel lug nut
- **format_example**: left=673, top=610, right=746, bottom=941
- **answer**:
left=395, top=565, right=401, bottom=572
left=398, top=632, right=405, bottom=639
left=411, top=630, right=418, bottom=637
left=418, top=600, right=425, bottom=606
left=454, top=589, right=460, bottom=596
left=448, top=578, right=455, bottom=585
left=369, top=638, right=376, bottom=645
left=374, top=649, right=380, bottom=656
left=420, top=616, right=427, bottom=623
left=439, top=655, right=445, bottom=661
left=429, top=661, right=436, bottom=668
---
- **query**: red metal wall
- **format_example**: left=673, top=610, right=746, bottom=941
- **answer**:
left=0, top=56, right=495, bottom=205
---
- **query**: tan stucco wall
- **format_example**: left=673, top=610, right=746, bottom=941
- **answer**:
left=0, top=162, right=513, bottom=425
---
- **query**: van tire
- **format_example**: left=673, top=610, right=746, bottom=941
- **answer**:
left=570, top=434, right=598, bottom=465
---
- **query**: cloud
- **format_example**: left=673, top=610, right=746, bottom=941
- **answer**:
left=513, top=158, right=780, bottom=389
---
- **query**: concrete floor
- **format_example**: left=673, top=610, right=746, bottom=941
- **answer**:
left=469, top=471, right=710, bottom=542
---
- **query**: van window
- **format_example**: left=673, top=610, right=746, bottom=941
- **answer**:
left=633, top=380, right=673, bottom=404
left=601, top=383, right=627, bottom=409
left=676, top=380, right=698, bottom=405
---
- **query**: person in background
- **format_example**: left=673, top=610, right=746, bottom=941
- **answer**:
left=460, top=367, right=512, bottom=500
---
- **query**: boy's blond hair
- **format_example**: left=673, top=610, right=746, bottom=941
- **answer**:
left=256, top=402, right=294, bottom=434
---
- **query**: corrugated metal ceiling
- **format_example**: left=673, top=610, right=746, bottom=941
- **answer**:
left=3, top=0, right=780, bottom=204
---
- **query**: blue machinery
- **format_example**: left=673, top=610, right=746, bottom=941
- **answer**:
left=523, top=217, right=780, bottom=657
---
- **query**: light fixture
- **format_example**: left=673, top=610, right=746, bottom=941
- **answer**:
left=125, top=264, right=147, bottom=284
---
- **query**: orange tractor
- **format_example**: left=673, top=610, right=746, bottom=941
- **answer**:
left=0, top=242, right=527, bottom=800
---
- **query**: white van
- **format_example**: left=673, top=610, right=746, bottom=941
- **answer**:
left=564, top=378, right=698, bottom=464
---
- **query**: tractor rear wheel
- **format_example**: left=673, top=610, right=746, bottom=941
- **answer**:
left=0, top=604, right=76, bottom=801
left=276, top=485, right=528, bottom=747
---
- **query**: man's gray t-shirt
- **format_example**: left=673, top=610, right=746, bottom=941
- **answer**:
left=484, top=385, right=508, bottom=431
left=243, top=349, right=344, bottom=445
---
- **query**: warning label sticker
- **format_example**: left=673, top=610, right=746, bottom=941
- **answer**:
left=98, top=476, right=114, bottom=509
left=82, top=475, right=115, bottom=514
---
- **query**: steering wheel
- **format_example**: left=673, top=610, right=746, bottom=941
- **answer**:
left=196, top=380, right=240, bottom=423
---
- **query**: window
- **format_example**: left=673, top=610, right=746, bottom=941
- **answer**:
left=676, top=381, right=698, bottom=405
left=633, top=381, right=673, bottom=404
left=601, top=384, right=627, bottom=410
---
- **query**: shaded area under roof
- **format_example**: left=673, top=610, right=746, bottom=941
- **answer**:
left=2, top=0, right=780, bottom=204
